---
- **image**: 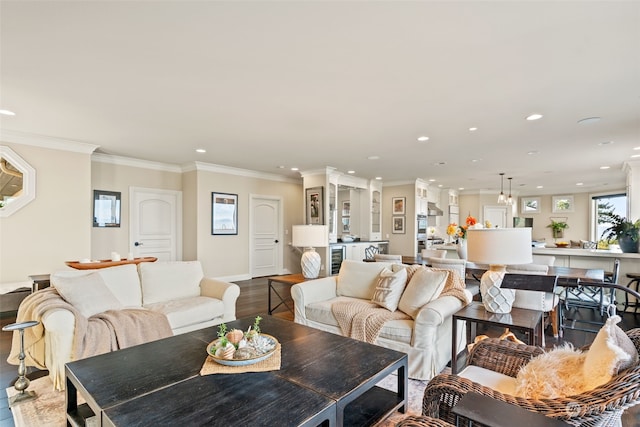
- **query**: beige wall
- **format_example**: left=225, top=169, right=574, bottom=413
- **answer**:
left=195, top=167, right=303, bottom=278
left=91, top=160, right=182, bottom=260
left=182, top=169, right=198, bottom=261
left=0, top=143, right=91, bottom=282
left=383, top=183, right=416, bottom=255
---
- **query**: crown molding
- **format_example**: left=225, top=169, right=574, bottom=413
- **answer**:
left=382, top=179, right=415, bottom=187
left=0, top=129, right=99, bottom=154
left=190, top=161, right=301, bottom=184
left=92, top=153, right=182, bottom=173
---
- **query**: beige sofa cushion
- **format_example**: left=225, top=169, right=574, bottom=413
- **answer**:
left=305, top=296, right=413, bottom=344
left=145, top=296, right=225, bottom=330
left=398, top=269, right=449, bottom=319
left=139, top=261, right=204, bottom=305
left=336, top=260, right=393, bottom=299
left=53, top=272, right=123, bottom=318
left=96, top=264, right=143, bottom=307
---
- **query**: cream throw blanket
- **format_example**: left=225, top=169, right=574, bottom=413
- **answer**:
left=8, top=287, right=172, bottom=371
left=332, top=267, right=470, bottom=344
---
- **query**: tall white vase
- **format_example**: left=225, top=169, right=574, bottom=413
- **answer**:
left=456, top=239, right=467, bottom=259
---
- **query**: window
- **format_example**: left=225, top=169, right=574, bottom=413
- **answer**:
left=592, top=193, right=626, bottom=243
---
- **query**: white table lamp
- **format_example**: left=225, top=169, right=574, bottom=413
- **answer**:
left=292, top=225, right=329, bottom=279
left=467, top=228, right=532, bottom=313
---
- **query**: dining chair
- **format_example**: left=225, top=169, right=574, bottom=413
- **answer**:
left=420, top=249, right=447, bottom=259
left=364, top=245, right=379, bottom=260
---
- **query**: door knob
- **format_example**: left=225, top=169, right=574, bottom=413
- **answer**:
left=274, top=240, right=279, bottom=243
left=134, top=242, right=143, bottom=247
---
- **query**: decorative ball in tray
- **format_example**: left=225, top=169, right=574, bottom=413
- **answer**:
left=207, top=316, right=278, bottom=366
left=555, top=241, right=570, bottom=248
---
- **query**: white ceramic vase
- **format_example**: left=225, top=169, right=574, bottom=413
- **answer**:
left=456, top=239, right=467, bottom=260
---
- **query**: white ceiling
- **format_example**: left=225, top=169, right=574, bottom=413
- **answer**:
left=1, top=1, right=639, bottom=195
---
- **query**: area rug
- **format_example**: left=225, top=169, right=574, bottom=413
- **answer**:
left=7, top=372, right=437, bottom=426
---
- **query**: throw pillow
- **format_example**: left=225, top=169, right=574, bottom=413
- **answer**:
left=53, top=271, right=123, bottom=318
left=398, top=268, right=449, bottom=319
left=582, top=315, right=639, bottom=390
left=371, top=267, right=408, bottom=312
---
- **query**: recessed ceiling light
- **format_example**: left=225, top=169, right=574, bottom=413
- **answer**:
left=576, top=182, right=584, bottom=186
left=438, top=184, right=443, bottom=187
left=634, top=146, right=640, bottom=151
left=367, top=155, right=380, bottom=160
left=598, top=141, right=614, bottom=146
left=433, top=162, right=446, bottom=166
left=291, top=167, right=299, bottom=171
left=631, top=154, right=640, bottom=158
left=527, top=151, right=539, bottom=155
left=577, top=117, right=601, bottom=125
left=471, top=159, right=482, bottom=163
left=600, top=166, right=610, bottom=170
left=0, top=109, right=16, bottom=116
left=417, top=136, right=429, bottom=142
left=469, top=127, right=478, bottom=132
left=347, top=170, right=355, bottom=174
left=278, top=166, right=285, bottom=169
left=536, top=185, right=544, bottom=189
left=428, top=179, right=436, bottom=182
left=375, top=176, right=382, bottom=180
left=195, top=148, right=206, bottom=153
left=526, top=113, right=543, bottom=121
left=458, top=187, right=464, bottom=190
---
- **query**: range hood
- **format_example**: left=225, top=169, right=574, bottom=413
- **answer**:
left=427, top=202, right=443, bottom=216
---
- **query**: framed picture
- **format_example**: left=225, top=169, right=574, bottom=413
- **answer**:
left=552, top=195, right=574, bottom=213
left=392, top=216, right=405, bottom=234
left=521, top=197, right=540, bottom=214
left=342, top=217, right=350, bottom=232
left=212, top=192, right=238, bottom=235
left=93, top=190, right=121, bottom=227
left=342, top=201, right=350, bottom=217
left=306, top=186, right=324, bottom=225
left=392, top=197, right=405, bottom=215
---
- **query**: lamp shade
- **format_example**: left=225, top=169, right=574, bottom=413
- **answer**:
left=467, top=228, right=532, bottom=265
left=292, top=225, right=328, bottom=248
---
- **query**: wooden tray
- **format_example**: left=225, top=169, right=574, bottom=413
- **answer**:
left=65, top=257, right=158, bottom=270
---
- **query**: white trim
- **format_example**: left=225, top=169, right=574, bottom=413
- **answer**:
left=0, top=129, right=99, bottom=154
left=215, top=273, right=252, bottom=282
left=93, top=153, right=182, bottom=173
left=191, top=161, right=300, bottom=184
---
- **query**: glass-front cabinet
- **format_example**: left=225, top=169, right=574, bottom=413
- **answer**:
left=369, top=181, right=382, bottom=241
left=328, top=180, right=338, bottom=242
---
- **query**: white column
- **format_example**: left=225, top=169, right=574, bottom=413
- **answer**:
left=624, top=160, right=640, bottom=220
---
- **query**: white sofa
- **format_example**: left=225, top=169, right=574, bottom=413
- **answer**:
left=17, top=261, right=240, bottom=389
left=291, top=260, right=471, bottom=380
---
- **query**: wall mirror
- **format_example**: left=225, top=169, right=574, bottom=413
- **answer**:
left=0, top=145, right=36, bottom=217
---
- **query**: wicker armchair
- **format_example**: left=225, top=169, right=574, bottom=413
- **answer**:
left=415, top=329, right=640, bottom=427
left=396, top=415, right=453, bottom=426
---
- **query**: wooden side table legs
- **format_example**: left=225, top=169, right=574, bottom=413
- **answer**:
left=3, top=320, right=40, bottom=407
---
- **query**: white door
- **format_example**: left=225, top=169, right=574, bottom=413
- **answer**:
left=130, top=187, right=182, bottom=261
left=250, top=195, right=282, bottom=277
left=483, top=205, right=508, bottom=229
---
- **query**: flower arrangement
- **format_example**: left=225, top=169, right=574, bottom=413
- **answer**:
left=212, top=316, right=273, bottom=360
left=447, top=214, right=478, bottom=240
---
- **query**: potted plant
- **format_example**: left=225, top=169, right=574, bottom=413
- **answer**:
left=547, top=220, right=569, bottom=239
left=600, top=212, right=640, bottom=253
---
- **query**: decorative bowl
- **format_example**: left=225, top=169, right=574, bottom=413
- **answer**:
left=207, top=334, right=278, bottom=366
left=555, top=242, right=569, bottom=248
left=341, top=235, right=355, bottom=242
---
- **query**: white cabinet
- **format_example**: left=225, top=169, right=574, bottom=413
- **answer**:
left=345, top=243, right=366, bottom=261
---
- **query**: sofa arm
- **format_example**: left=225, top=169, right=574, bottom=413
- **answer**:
left=42, top=308, right=76, bottom=390
left=200, top=278, right=240, bottom=322
left=291, top=277, right=338, bottom=322
left=412, top=295, right=467, bottom=348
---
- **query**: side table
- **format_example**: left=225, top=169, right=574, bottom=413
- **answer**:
left=451, top=302, right=542, bottom=374
left=267, top=273, right=324, bottom=315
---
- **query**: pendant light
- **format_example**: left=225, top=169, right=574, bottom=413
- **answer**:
left=506, top=177, right=513, bottom=206
left=497, top=173, right=506, bottom=204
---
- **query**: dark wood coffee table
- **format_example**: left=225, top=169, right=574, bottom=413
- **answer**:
left=66, top=315, right=407, bottom=427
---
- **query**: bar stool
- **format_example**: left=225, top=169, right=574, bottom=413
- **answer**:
left=624, top=273, right=640, bottom=313
left=2, top=320, right=39, bottom=407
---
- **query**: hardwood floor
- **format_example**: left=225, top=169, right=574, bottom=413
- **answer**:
left=1, top=277, right=639, bottom=426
